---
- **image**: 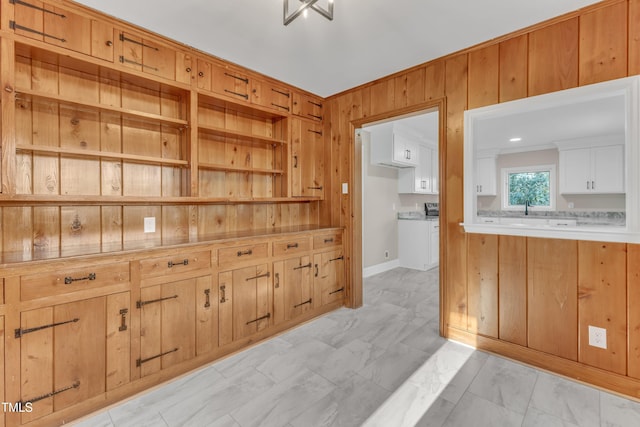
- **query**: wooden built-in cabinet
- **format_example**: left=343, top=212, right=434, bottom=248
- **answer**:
left=291, top=118, right=325, bottom=197
left=13, top=42, right=190, bottom=199
left=1, top=1, right=326, bottom=205
left=314, top=249, right=345, bottom=306
left=273, top=256, right=313, bottom=323
left=116, top=30, right=177, bottom=81
left=218, top=263, right=272, bottom=345
left=251, top=79, right=292, bottom=114
left=196, top=94, right=288, bottom=199
left=4, top=0, right=114, bottom=62
left=1, top=227, right=343, bottom=426
left=0, top=0, right=336, bottom=424
left=136, top=250, right=211, bottom=377
left=14, top=293, right=131, bottom=425
left=292, top=91, right=323, bottom=121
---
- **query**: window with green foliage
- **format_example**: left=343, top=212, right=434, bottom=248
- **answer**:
left=501, top=165, right=555, bottom=211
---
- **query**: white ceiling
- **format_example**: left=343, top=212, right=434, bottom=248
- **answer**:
left=472, top=78, right=631, bottom=154
left=73, top=0, right=602, bottom=97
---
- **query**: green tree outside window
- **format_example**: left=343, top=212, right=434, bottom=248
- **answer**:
left=508, top=171, right=550, bottom=207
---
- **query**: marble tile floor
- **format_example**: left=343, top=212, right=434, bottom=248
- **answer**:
left=72, top=267, right=640, bottom=427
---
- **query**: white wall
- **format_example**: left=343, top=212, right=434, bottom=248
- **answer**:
left=360, top=130, right=436, bottom=269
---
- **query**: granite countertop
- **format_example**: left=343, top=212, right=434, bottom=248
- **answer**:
left=476, top=210, right=626, bottom=227
left=398, top=212, right=439, bottom=221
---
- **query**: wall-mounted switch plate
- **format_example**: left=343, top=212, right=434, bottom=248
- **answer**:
left=588, top=325, right=607, bottom=349
left=342, top=183, right=348, bottom=194
left=144, top=217, right=156, bottom=233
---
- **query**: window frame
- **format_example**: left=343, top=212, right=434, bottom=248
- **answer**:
left=501, top=164, right=556, bottom=212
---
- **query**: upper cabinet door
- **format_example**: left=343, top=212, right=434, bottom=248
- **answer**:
left=292, top=92, right=323, bottom=121
left=8, top=0, right=114, bottom=61
left=291, top=118, right=325, bottom=198
left=211, top=62, right=251, bottom=102
left=117, top=31, right=177, bottom=81
left=251, top=79, right=292, bottom=113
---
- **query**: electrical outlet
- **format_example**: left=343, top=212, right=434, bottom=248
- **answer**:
left=144, top=217, right=156, bottom=233
left=384, top=250, right=389, bottom=259
left=588, top=325, right=607, bottom=349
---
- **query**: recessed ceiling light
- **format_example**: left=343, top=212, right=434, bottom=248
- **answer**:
left=509, top=137, right=522, bottom=142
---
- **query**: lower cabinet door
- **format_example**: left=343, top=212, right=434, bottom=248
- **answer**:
left=17, top=295, right=116, bottom=424
left=273, top=256, right=313, bottom=325
left=218, top=264, right=271, bottom=346
left=314, top=250, right=346, bottom=306
left=138, top=279, right=196, bottom=377
left=195, top=276, right=218, bottom=356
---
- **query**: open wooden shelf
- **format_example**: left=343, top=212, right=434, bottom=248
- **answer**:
left=15, top=88, right=189, bottom=127
left=0, top=195, right=319, bottom=206
left=198, top=123, right=286, bottom=146
left=198, top=162, right=284, bottom=175
left=16, top=144, right=190, bottom=167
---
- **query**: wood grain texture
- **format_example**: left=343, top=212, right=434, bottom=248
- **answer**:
left=528, top=18, right=579, bottom=96
left=106, top=292, right=131, bottom=391
left=629, top=0, right=640, bottom=75
left=467, top=234, right=498, bottom=337
left=425, top=61, right=445, bottom=101
left=499, top=34, right=528, bottom=102
left=527, top=238, right=578, bottom=361
left=579, top=1, right=627, bottom=86
left=498, top=235, right=527, bottom=346
left=578, top=241, right=627, bottom=375
left=443, top=54, right=468, bottom=331
left=468, top=45, right=499, bottom=109
left=628, top=244, right=640, bottom=379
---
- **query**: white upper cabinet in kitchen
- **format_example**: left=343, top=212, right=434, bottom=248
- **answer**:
left=369, top=122, right=420, bottom=168
left=398, top=143, right=438, bottom=194
left=559, top=142, right=624, bottom=194
left=476, top=156, right=497, bottom=195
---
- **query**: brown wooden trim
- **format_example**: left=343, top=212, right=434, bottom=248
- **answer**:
left=348, top=99, right=445, bottom=310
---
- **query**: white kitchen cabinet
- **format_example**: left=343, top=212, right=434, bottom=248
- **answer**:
left=476, top=156, right=497, bottom=195
left=398, top=219, right=439, bottom=271
left=398, top=144, right=438, bottom=194
left=559, top=145, right=624, bottom=194
left=370, top=123, right=420, bottom=168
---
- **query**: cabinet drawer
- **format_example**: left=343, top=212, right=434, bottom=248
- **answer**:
left=21, top=262, right=130, bottom=301
left=139, top=250, right=211, bottom=278
left=273, top=236, right=311, bottom=257
left=218, top=243, right=269, bottom=267
left=313, top=231, right=342, bottom=250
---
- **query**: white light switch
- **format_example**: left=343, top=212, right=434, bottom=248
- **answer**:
left=144, top=217, right=156, bottom=233
left=342, top=183, right=348, bottom=194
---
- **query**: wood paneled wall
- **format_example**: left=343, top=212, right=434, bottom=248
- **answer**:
left=327, top=0, right=640, bottom=397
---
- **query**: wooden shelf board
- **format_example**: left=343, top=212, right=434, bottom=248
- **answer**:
left=15, top=88, right=189, bottom=127
left=197, top=91, right=288, bottom=120
left=197, top=162, right=284, bottom=175
left=16, top=144, right=189, bottom=167
left=197, top=124, right=286, bottom=146
left=0, top=195, right=319, bottom=206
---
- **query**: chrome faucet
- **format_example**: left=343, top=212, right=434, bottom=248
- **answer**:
left=525, top=200, right=530, bottom=216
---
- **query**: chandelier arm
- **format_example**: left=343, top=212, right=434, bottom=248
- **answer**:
left=308, top=1, right=333, bottom=21
left=283, top=0, right=321, bottom=26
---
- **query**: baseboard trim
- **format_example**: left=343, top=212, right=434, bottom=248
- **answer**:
left=363, top=259, right=400, bottom=278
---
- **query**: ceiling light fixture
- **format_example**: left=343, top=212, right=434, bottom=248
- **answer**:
left=284, top=0, right=334, bottom=26
left=509, top=137, right=522, bottom=142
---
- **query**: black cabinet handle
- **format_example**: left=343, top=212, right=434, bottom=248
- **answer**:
left=64, top=272, right=96, bottom=284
